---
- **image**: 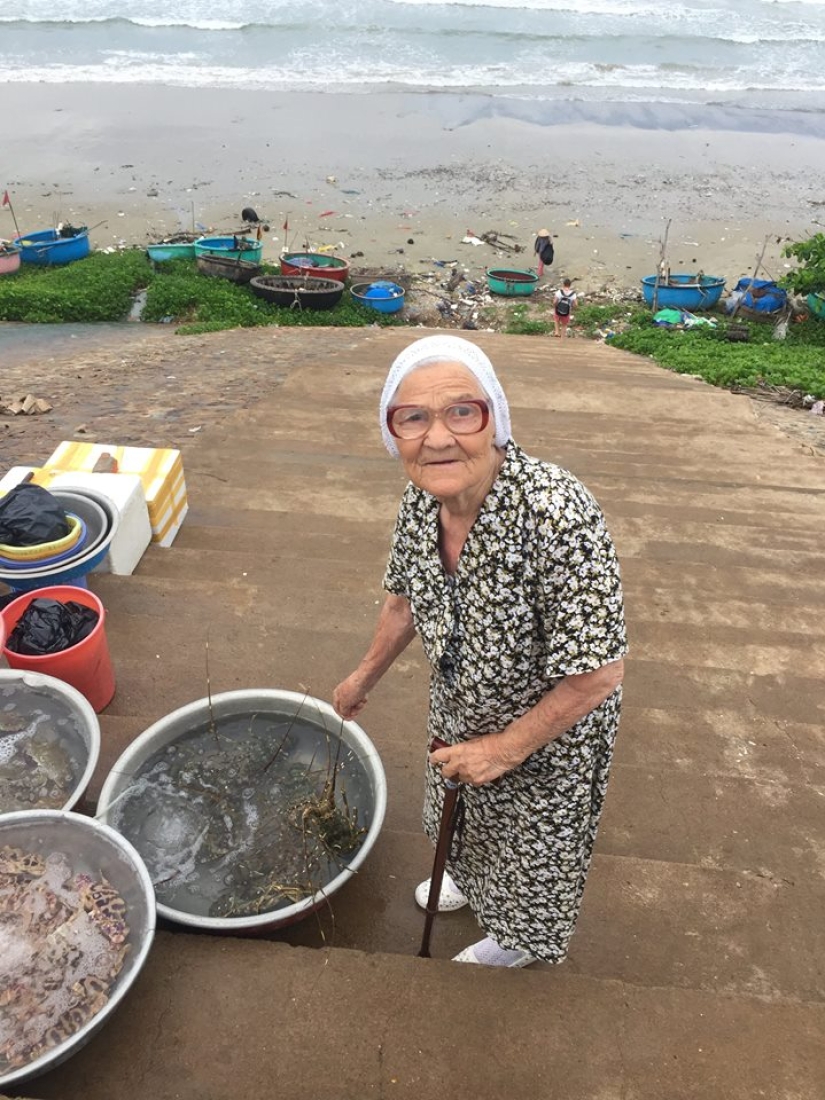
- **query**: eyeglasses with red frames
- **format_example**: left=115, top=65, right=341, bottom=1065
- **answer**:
left=386, top=399, right=490, bottom=441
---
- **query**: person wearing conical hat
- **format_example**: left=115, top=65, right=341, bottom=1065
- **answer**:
left=534, top=228, right=555, bottom=277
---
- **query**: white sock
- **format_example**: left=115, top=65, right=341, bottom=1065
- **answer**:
left=472, top=936, right=531, bottom=966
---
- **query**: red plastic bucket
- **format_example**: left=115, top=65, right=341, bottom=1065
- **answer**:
left=0, top=585, right=116, bottom=712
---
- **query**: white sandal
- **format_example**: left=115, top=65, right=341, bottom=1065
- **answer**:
left=452, top=936, right=536, bottom=968
left=414, top=872, right=469, bottom=912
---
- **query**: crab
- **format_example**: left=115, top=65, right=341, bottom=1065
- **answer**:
left=0, top=710, right=28, bottom=734
left=70, top=975, right=109, bottom=1014
left=25, top=736, right=74, bottom=790
left=73, top=874, right=129, bottom=945
left=0, top=846, right=46, bottom=878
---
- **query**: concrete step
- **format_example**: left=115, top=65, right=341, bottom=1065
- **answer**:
left=28, top=931, right=825, bottom=1100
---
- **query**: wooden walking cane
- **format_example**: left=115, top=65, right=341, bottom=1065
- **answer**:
left=418, top=736, right=461, bottom=959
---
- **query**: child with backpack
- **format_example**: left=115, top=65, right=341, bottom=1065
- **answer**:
left=553, top=279, right=577, bottom=337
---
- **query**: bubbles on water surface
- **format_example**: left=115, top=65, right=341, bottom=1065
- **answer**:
left=0, top=686, right=87, bottom=813
left=111, top=710, right=373, bottom=919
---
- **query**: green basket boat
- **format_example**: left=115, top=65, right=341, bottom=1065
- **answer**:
left=486, top=268, right=539, bottom=297
left=806, top=291, right=825, bottom=320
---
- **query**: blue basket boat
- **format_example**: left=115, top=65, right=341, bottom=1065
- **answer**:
left=351, top=281, right=405, bottom=314
left=642, top=273, right=725, bottom=311
left=194, top=235, right=263, bottom=263
left=16, top=227, right=91, bottom=266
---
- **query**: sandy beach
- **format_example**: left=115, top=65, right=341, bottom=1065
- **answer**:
left=4, top=83, right=825, bottom=294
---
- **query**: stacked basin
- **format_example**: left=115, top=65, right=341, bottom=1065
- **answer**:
left=0, top=487, right=119, bottom=595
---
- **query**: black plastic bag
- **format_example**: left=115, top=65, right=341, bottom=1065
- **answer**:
left=0, top=485, right=70, bottom=547
left=6, top=598, right=99, bottom=656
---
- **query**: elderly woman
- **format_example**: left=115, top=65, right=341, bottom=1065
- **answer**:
left=333, top=335, right=627, bottom=968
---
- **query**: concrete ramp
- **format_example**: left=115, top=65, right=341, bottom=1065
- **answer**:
left=15, top=329, right=824, bottom=1100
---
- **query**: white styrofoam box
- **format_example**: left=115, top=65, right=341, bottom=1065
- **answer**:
left=44, top=472, right=152, bottom=576
left=0, top=467, right=37, bottom=495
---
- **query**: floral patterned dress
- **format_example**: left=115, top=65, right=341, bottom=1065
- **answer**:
left=383, top=441, right=627, bottom=962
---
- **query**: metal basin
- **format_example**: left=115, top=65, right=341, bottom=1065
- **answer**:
left=97, top=689, right=387, bottom=933
left=0, top=810, right=155, bottom=1090
left=0, top=670, right=100, bottom=814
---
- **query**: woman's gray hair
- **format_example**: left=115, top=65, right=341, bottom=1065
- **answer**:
left=379, top=335, right=512, bottom=457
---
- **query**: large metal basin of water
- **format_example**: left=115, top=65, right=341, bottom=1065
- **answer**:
left=97, top=689, right=387, bottom=933
left=0, top=809, right=155, bottom=1090
left=0, top=670, right=100, bottom=814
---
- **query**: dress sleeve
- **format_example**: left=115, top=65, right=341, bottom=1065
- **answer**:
left=536, top=474, right=628, bottom=678
left=382, top=487, right=415, bottom=597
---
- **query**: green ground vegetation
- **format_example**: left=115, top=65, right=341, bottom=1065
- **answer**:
left=782, top=232, right=825, bottom=297
left=608, top=316, right=825, bottom=397
left=0, top=250, right=149, bottom=323
left=0, top=250, right=402, bottom=331
left=1, top=246, right=823, bottom=397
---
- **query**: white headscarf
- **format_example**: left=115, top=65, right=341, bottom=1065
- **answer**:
left=379, top=335, right=512, bottom=457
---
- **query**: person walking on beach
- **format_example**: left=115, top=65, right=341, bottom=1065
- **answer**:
left=553, top=278, right=577, bottom=337
left=534, top=229, right=554, bottom=277
left=333, top=335, right=627, bottom=968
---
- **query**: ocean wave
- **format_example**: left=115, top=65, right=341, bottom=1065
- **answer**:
left=1, top=56, right=822, bottom=95
left=2, top=14, right=823, bottom=45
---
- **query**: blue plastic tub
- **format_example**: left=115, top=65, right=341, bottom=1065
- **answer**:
left=1, top=544, right=107, bottom=593
left=350, top=280, right=405, bottom=314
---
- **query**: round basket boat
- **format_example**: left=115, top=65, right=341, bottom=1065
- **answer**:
left=641, top=273, right=725, bottom=311
left=194, top=235, right=263, bottom=263
left=486, top=268, right=539, bottom=297
left=250, top=274, right=344, bottom=310
left=0, top=670, right=100, bottom=815
left=15, top=228, right=90, bottom=267
left=350, top=280, right=405, bottom=314
left=806, top=290, right=825, bottom=320
left=146, top=240, right=197, bottom=263
left=97, top=689, right=387, bottom=934
left=280, top=252, right=350, bottom=282
left=196, top=253, right=261, bottom=284
left=0, top=810, right=155, bottom=1090
left=0, top=240, right=22, bottom=276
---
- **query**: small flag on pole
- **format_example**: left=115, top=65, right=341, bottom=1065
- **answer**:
left=282, top=217, right=289, bottom=233
left=1, top=191, right=9, bottom=207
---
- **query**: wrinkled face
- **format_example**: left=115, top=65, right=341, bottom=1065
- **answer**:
left=391, top=361, right=499, bottom=502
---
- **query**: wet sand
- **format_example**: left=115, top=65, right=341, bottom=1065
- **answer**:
left=4, top=83, right=825, bottom=293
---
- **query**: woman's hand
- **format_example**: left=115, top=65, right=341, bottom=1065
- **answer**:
left=429, top=732, right=522, bottom=787
left=332, top=594, right=417, bottom=721
left=332, top=672, right=371, bottom=720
